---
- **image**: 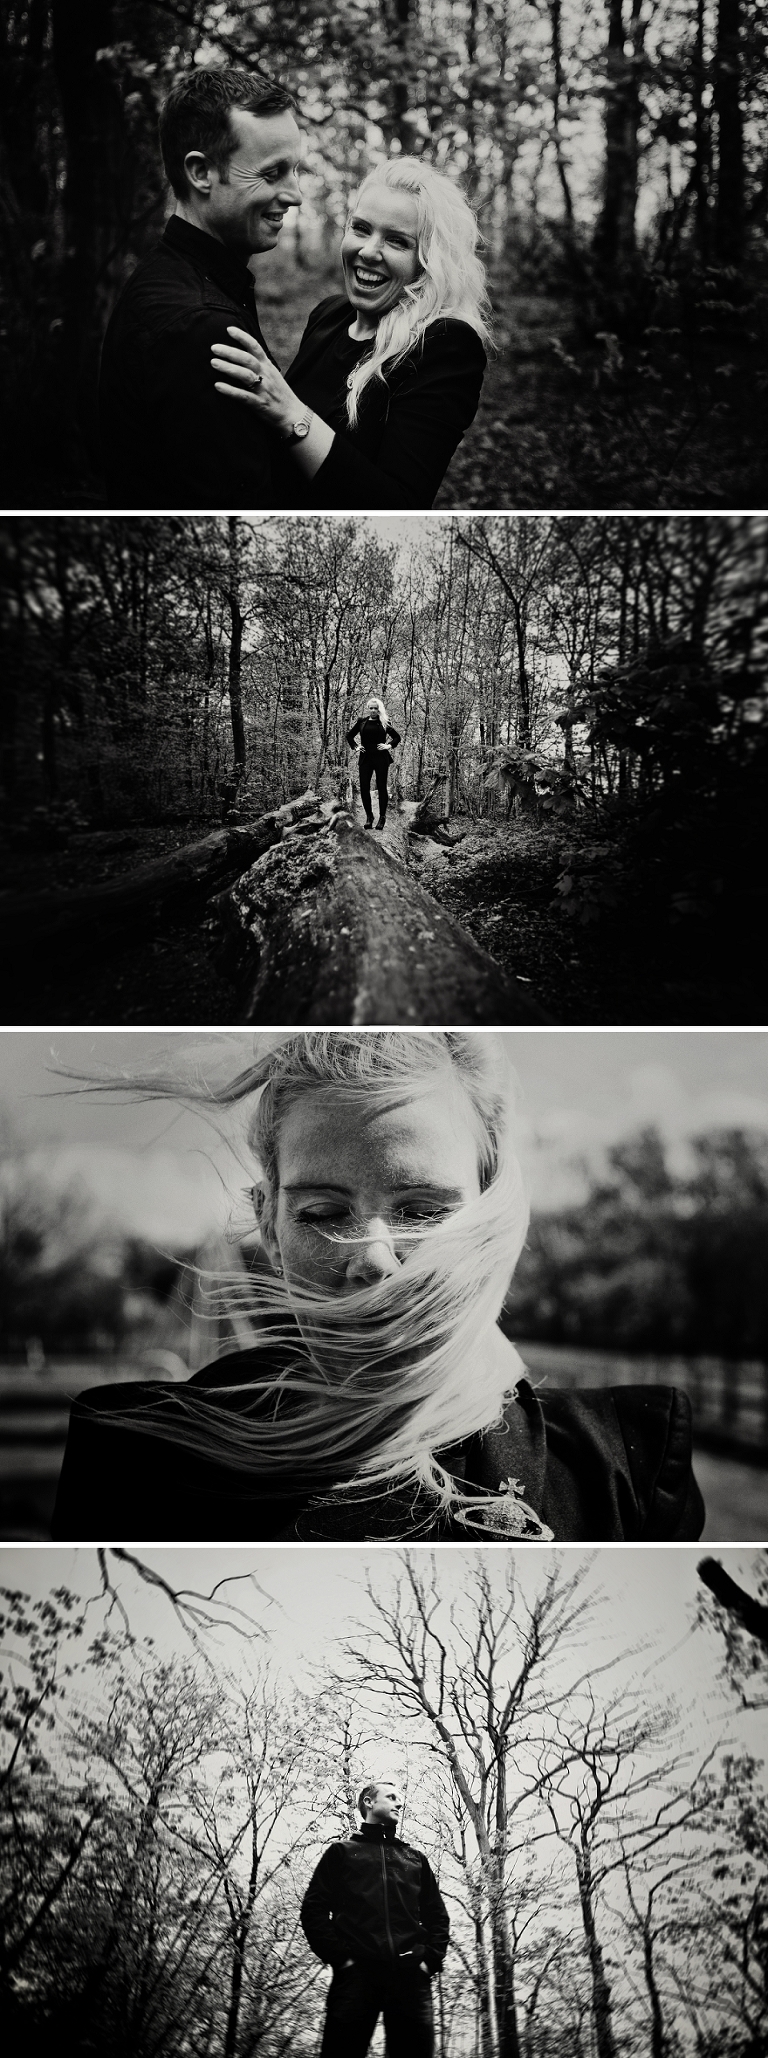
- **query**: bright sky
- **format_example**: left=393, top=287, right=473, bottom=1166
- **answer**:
left=0, top=1030, right=766, bottom=1242
left=1, top=1545, right=765, bottom=1776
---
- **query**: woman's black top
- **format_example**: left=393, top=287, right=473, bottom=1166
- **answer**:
left=51, top=1349, right=705, bottom=1544
left=277, top=296, right=486, bottom=510
left=347, top=715, right=401, bottom=758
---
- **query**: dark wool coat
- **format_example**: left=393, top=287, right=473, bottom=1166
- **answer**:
left=52, top=1348, right=704, bottom=1543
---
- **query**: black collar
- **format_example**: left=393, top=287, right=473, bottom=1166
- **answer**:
left=358, top=1820, right=398, bottom=1843
left=163, top=215, right=258, bottom=313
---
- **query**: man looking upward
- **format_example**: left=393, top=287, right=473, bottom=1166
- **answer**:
left=301, top=1779, right=449, bottom=2057
left=99, top=66, right=301, bottom=506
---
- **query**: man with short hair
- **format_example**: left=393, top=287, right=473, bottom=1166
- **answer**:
left=99, top=66, right=301, bottom=506
left=301, top=1780, right=449, bottom=2057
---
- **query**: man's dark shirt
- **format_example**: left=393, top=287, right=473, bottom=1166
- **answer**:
left=99, top=216, right=277, bottom=507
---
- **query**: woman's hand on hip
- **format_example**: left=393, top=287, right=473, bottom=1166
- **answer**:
left=211, top=328, right=301, bottom=436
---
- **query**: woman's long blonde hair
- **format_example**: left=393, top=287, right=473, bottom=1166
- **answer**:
left=81, top=1034, right=529, bottom=1530
left=363, top=695, right=390, bottom=728
left=345, top=159, right=493, bottom=429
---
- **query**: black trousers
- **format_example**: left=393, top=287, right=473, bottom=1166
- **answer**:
left=320, top=1961, right=434, bottom=2058
left=359, top=750, right=391, bottom=825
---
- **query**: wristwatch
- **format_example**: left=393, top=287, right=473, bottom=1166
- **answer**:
left=282, top=411, right=313, bottom=442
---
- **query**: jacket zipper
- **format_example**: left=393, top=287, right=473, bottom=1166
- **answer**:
left=380, top=1844, right=395, bottom=1958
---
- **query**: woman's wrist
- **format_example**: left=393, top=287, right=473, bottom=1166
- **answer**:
left=286, top=414, right=336, bottom=478
left=279, top=403, right=310, bottom=440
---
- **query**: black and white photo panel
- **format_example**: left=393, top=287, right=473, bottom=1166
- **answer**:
left=1, top=1026, right=765, bottom=1545
left=2, top=514, right=766, bottom=1028
left=1, top=1542, right=766, bottom=2058
left=2, top=3, right=767, bottom=512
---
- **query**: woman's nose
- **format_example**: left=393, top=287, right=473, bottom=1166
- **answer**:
left=358, top=230, right=384, bottom=261
left=345, top=1222, right=400, bottom=1285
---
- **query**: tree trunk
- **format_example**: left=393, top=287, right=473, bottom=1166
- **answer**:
left=223, top=1811, right=260, bottom=2058
left=593, top=0, right=642, bottom=276
left=50, top=0, right=124, bottom=455
left=411, top=769, right=451, bottom=832
left=388, top=0, right=416, bottom=151
left=512, top=608, right=532, bottom=750
left=490, top=1903, right=522, bottom=2058
left=713, top=0, right=744, bottom=265
left=213, top=812, right=545, bottom=1026
left=549, top=0, right=576, bottom=230
left=642, top=1906, right=667, bottom=2058
left=692, top=0, right=711, bottom=258
left=228, top=518, right=247, bottom=779
left=574, top=1849, right=618, bottom=2058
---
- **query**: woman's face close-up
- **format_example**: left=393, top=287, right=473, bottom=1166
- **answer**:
left=341, top=183, right=422, bottom=319
left=263, top=1082, right=483, bottom=1296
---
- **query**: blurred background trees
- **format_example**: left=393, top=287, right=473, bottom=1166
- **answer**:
left=510, top=1123, right=768, bottom=1360
left=2, top=0, right=768, bottom=504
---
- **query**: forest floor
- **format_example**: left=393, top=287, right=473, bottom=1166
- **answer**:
left=406, top=816, right=755, bottom=1025
left=18, top=252, right=768, bottom=509
left=2, top=823, right=239, bottom=1024
left=2, top=802, right=756, bottom=1025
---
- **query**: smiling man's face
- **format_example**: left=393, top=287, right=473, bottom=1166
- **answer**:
left=198, top=107, right=302, bottom=256
left=365, top=1784, right=402, bottom=1825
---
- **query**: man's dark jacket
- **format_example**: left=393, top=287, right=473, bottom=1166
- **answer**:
left=301, top=1822, right=450, bottom=1975
left=99, top=217, right=277, bottom=506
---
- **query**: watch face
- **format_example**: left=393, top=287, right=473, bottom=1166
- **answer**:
left=293, top=417, right=310, bottom=440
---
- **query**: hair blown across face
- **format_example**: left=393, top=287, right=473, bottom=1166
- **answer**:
left=71, top=1034, right=530, bottom=1531
left=344, top=158, right=493, bottom=429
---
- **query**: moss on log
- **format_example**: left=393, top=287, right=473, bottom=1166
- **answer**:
left=213, top=811, right=545, bottom=1025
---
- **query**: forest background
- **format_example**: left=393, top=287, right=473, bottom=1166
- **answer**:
left=2, top=513, right=766, bottom=1024
left=2, top=0, right=768, bottom=507
left=1, top=1544, right=766, bottom=2058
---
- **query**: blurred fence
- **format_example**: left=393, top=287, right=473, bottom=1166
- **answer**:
left=1, top=1343, right=767, bottom=1539
left=518, top=1342, right=768, bottom=1459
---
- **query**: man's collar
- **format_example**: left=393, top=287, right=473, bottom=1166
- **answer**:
left=163, top=214, right=257, bottom=311
left=359, top=1820, right=398, bottom=1842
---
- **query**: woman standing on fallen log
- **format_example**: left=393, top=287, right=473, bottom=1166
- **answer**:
left=210, top=159, right=490, bottom=510
left=53, top=1033, right=705, bottom=1545
left=346, top=697, right=401, bottom=830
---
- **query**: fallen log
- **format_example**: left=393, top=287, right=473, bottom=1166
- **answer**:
left=213, top=811, right=545, bottom=1024
left=1, top=793, right=319, bottom=960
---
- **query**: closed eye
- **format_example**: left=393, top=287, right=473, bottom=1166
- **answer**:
left=293, top=1204, right=353, bottom=1223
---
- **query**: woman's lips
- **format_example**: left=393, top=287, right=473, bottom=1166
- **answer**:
left=353, top=266, right=388, bottom=288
